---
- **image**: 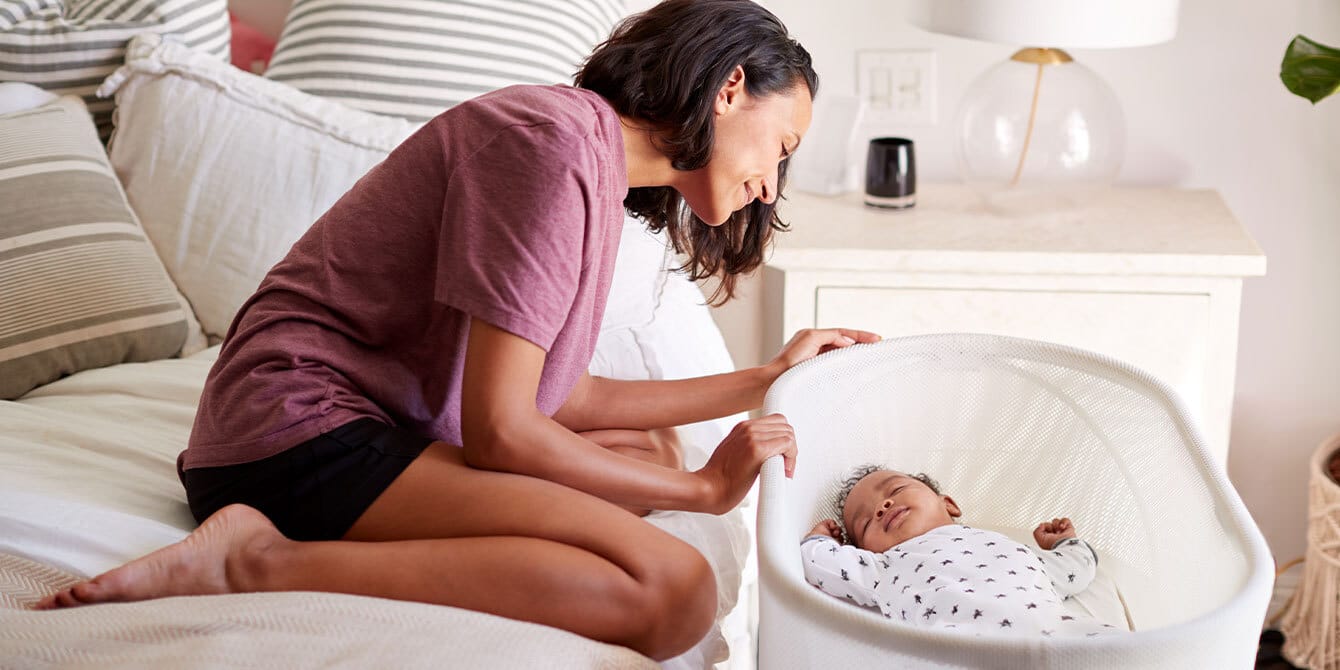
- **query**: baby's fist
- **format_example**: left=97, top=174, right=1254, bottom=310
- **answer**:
left=1033, top=517, right=1077, bottom=550
left=808, top=519, right=844, bottom=542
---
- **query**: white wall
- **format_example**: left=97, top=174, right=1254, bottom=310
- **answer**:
left=710, top=0, right=1340, bottom=568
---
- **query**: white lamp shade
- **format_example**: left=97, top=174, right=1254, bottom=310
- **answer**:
left=906, top=0, right=1179, bottom=49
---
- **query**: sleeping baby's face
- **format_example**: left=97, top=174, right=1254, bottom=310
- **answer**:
left=842, top=471, right=962, bottom=553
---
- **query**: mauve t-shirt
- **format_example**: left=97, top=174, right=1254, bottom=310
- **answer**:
left=182, top=85, right=628, bottom=470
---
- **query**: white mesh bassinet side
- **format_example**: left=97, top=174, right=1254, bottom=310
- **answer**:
left=756, top=334, right=1272, bottom=669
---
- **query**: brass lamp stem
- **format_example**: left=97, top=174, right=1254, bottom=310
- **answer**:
left=1008, top=48, right=1072, bottom=188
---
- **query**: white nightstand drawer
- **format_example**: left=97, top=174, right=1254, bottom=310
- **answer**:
left=814, top=286, right=1211, bottom=423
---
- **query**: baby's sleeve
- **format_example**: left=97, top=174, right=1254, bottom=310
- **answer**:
left=800, top=535, right=884, bottom=608
left=1039, top=537, right=1099, bottom=597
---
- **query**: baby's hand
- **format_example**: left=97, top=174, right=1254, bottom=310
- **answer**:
left=1033, top=517, right=1077, bottom=550
left=808, top=519, right=844, bottom=542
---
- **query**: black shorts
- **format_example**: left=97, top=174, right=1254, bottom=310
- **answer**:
left=180, top=418, right=434, bottom=541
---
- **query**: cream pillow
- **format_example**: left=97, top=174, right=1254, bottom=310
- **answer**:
left=0, top=94, right=198, bottom=399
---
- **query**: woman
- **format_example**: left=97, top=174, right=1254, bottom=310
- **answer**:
left=36, top=0, right=877, bottom=660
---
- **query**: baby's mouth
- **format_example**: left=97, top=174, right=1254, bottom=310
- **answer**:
left=883, top=506, right=909, bottom=532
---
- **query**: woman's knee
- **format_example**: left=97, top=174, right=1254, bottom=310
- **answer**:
left=623, top=540, right=717, bottom=660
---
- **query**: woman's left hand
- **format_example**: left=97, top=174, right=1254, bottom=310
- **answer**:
left=764, top=328, right=881, bottom=380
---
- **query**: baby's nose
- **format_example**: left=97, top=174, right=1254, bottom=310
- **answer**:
left=875, top=499, right=893, bottom=517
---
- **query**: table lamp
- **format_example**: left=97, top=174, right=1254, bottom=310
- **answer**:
left=906, top=0, right=1180, bottom=213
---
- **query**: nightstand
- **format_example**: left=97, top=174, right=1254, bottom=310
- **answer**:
left=765, top=184, right=1267, bottom=464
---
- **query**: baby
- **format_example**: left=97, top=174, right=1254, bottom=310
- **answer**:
left=800, top=464, right=1120, bottom=638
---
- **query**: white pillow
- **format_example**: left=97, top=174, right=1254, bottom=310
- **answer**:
left=589, top=250, right=746, bottom=467
left=599, top=220, right=671, bottom=336
left=99, top=33, right=421, bottom=339
left=0, top=82, right=58, bottom=115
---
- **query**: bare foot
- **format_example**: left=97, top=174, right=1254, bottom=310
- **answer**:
left=31, top=504, right=285, bottom=610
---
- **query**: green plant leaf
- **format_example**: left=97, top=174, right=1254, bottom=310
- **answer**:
left=1281, top=35, right=1340, bottom=104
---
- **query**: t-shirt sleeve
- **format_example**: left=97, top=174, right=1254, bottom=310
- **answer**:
left=435, top=122, right=598, bottom=351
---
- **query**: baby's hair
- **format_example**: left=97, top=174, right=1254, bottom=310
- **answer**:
left=833, top=464, right=942, bottom=544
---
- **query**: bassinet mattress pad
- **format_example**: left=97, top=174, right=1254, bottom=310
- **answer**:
left=0, top=347, right=746, bottom=669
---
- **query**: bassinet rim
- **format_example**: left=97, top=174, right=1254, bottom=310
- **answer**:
left=763, top=332, right=1229, bottom=497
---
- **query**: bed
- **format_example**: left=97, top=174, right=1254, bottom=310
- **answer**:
left=0, top=1, right=759, bottom=666
left=0, top=324, right=750, bottom=669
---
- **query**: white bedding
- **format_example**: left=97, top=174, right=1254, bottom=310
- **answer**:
left=0, top=553, right=657, bottom=670
left=0, top=346, right=749, bottom=669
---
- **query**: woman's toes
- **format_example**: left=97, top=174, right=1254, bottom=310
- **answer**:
left=57, top=588, right=81, bottom=607
left=39, top=589, right=67, bottom=609
left=71, top=581, right=100, bottom=603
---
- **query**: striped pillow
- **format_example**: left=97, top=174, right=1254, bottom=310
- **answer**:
left=0, top=0, right=230, bottom=139
left=0, top=95, right=190, bottom=399
left=264, top=0, right=625, bottom=121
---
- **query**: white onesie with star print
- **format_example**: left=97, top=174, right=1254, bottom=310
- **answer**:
left=800, top=524, right=1119, bottom=638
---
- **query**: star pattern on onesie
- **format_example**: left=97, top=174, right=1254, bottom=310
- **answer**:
left=801, top=524, right=1116, bottom=638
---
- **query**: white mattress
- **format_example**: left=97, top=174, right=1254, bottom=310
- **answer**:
left=0, top=346, right=749, bottom=669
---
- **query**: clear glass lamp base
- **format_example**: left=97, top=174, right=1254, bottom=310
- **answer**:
left=972, top=181, right=1114, bottom=216
left=956, top=49, right=1125, bottom=216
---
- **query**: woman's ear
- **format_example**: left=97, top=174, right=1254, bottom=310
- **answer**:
left=714, top=65, right=747, bottom=115
left=943, top=495, right=962, bottom=519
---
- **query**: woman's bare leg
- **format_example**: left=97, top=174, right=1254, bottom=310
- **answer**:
left=579, top=427, right=683, bottom=471
left=580, top=427, right=684, bottom=516
left=34, top=443, right=716, bottom=660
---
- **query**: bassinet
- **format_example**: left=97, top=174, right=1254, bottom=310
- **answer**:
left=756, top=334, right=1272, bottom=669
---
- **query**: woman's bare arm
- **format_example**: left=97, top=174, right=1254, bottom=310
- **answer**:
left=552, top=327, right=880, bottom=433
left=579, top=428, right=684, bottom=470
left=460, top=319, right=796, bottom=514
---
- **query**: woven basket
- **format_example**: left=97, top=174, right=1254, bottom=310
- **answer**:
left=1280, top=433, right=1340, bottom=670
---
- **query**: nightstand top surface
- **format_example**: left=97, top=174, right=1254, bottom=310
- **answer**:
left=772, top=184, right=1266, bottom=277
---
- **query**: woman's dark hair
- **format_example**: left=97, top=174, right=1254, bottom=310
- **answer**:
left=575, top=0, right=818, bottom=305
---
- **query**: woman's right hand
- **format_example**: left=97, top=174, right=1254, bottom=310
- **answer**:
left=692, top=414, right=796, bottom=515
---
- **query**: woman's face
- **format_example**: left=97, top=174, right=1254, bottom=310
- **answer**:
left=676, top=69, right=813, bottom=226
